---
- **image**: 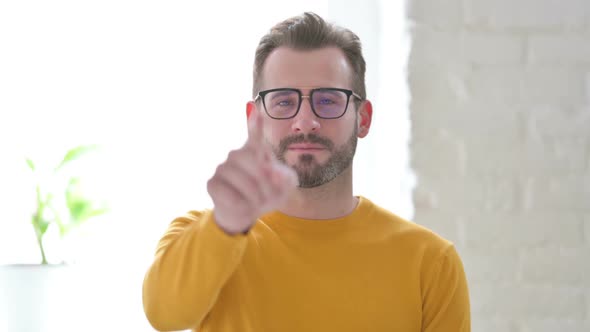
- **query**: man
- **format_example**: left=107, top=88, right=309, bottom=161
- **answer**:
left=142, top=12, right=470, bottom=332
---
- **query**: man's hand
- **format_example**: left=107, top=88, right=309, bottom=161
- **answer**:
left=207, top=109, right=298, bottom=235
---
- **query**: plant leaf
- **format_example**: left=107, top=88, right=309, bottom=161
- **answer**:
left=84, top=206, right=109, bottom=219
left=65, top=177, right=107, bottom=225
left=38, top=218, right=51, bottom=236
left=68, top=199, right=91, bottom=223
left=48, top=206, right=67, bottom=237
left=69, top=201, right=108, bottom=224
left=31, top=213, right=51, bottom=238
left=26, top=158, right=36, bottom=172
left=55, top=144, right=98, bottom=172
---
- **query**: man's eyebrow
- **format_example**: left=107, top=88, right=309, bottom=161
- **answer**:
left=268, top=90, right=297, bottom=97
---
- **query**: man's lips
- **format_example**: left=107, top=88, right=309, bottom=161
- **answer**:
left=287, top=143, right=326, bottom=150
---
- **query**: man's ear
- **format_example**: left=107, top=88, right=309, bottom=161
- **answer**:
left=246, top=101, right=256, bottom=119
left=357, top=100, right=373, bottom=138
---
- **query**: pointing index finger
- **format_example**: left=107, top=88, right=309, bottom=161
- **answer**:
left=246, top=108, right=273, bottom=162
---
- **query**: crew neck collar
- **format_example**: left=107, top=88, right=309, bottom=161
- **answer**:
left=260, top=196, right=374, bottom=233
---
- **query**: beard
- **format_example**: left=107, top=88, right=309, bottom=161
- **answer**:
left=272, top=127, right=358, bottom=188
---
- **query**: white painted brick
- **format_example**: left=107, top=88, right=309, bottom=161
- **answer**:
left=471, top=282, right=586, bottom=320
left=522, top=67, right=587, bottom=105
left=464, top=0, right=590, bottom=29
left=525, top=105, right=590, bottom=138
left=408, top=63, right=470, bottom=103
left=406, top=0, right=462, bottom=29
left=463, top=137, right=526, bottom=174
left=462, top=213, right=585, bottom=249
left=410, top=131, right=466, bottom=175
left=465, top=67, right=586, bottom=106
left=416, top=175, right=522, bottom=212
left=452, top=106, right=521, bottom=138
left=529, top=34, right=590, bottom=64
left=519, top=247, right=590, bottom=285
left=411, top=99, right=523, bottom=140
left=463, top=32, right=524, bottom=65
left=409, top=26, right=463, bottom=66
left=412, top=184, right=440, bottom=210
left=526, top=175, right=590, bottom=211
left=521, top=136, right=589, bottom=174
left=464, top=136, right=588, bottom=176
left=461, top=247, right=519, bottom=283
left=520, top=319, right=590, bottom=332
left=409, top=103, right=458, bottom=140
left=412, top=210, right=463, bottom=245
left=465, top=67, right=523, bottom=104
left=410, top=28, right=524, bottom=65
left=471, top=317, right=518, bottom=332
left=408, top=99, right=465, bottom=133
left=407, top=0, right=590, bottom=329
left=474, top=177, right=520, bottom=212
left=418, top=106, right=589, bottom=176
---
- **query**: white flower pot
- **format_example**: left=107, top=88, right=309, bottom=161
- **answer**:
left=0, top=263, right=155, bottom=331
left=0, top=264, right=75, bottom=331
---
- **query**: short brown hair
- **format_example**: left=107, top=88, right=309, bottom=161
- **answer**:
left=252, top=12, right=367, bottom=101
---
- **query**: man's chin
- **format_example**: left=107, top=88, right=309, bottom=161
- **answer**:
left=291, top=160, right=324, bottom=172
left=296, top=170, right=335, bottom=188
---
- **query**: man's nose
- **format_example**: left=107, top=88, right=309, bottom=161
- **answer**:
left=291, top=97, right=320, bottom=134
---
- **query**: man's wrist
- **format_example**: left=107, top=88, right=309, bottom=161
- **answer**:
left=213, top=213, right=251, bottom=236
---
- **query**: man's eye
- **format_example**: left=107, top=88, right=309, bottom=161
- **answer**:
left=277, top=100, right=294, bottom=106
left=318, top=98, right=335, bottom=104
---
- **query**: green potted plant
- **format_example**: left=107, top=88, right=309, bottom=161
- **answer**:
left=0, top=144, right=109, bottom=331
left=26, top=144, right=109, bottom=264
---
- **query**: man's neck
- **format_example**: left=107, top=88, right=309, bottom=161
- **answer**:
left=278, top=167, right=358, bottom=220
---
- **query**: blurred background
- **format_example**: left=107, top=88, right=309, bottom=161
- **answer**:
left=0, top=0, right=588, bottom=331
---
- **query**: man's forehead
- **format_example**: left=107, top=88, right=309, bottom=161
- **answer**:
left=261, top=46, right=353, bottom=90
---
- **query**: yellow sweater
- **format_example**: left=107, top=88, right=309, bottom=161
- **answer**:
left=143, top=196, right=470, bottom=331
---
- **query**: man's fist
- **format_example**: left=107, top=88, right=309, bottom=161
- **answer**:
left=207, top=109, right=298, bottom=235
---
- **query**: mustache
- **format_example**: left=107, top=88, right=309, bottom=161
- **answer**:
left=278, top=134, right=334, bottom=153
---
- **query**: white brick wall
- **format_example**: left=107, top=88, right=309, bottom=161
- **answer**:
left=407, top=0, right=590, bottom=329
left=464, top=0, right=590, bottom=29
left=529, top=35, right=590, bottom=64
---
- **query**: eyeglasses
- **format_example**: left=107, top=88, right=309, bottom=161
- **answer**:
left=254, top=87, right=363, bottom=120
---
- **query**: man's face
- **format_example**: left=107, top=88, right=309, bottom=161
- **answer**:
left=254, top=47, right=368, bottom=188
